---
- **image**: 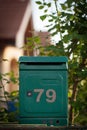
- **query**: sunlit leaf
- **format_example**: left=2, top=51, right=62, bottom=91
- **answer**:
left=39, top=6, right=44, bottom=9
left=40, top=15, right=47, bottom=21
left=35, top=1, right=42, bottom=5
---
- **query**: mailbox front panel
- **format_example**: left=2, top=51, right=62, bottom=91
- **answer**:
left=19, top=68, right=67, bottom=118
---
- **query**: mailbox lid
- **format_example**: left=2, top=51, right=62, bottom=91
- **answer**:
left=19, top=56, right=68, bottom=70
left=19, top=56, right=68, bottom=63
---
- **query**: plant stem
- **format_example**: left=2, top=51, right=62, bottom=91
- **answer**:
left=0, top=80, right=8, bottom=109
left=54, top=0, right=62, bottom=40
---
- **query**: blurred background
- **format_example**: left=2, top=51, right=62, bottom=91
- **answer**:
left=0, top=0, right=52, bottom=92
left=0, top=0, right=87, bottom=125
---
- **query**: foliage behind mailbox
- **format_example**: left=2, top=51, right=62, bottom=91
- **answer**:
left=19, top=56, right=68, bottom=126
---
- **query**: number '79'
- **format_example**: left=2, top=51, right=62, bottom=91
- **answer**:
left=34, top=89, right=56, bottom=103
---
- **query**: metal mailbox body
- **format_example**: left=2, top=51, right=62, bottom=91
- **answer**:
left=19, top=56, right=68, bottom=126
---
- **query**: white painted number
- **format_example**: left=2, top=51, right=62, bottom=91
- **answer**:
left=34, top=89, right=44, bottom=102
left=34, top=89, right=56, bottom=103
left=46, top=89, right=56, bottom=103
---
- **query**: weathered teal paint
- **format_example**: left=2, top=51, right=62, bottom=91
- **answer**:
left=19, top=56, right=68, bottom=126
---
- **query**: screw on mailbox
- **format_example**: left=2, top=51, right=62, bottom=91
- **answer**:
left=27, top=91, right=32, bottom=97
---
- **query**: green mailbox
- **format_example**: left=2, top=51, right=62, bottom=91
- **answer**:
left=19, top=56, right=68, bottom=126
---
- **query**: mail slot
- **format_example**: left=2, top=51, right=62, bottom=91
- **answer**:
left=19, top=56, right=68, bottom=126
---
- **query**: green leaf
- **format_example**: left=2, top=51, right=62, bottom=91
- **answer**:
left=9, top=71, right=18, bottom=84
left=34, top=36, right=41, bottom=44
left=48, top=19, right=53, bottom=22
left=43, top=2, right=46, bottom=6
left=44, top=9, right=48, bottom=13
left=3, top=59, right=8, bottom=61
left=47, top=3, right=51, bottom=7
left=49, top=15, right=57, bottom=19
left=0, top=86, right=2, bottom=88
left=0, top=74, right=2, bottom=80
left=45, top=23, right=53, bottom=27
left=4, top=91, right=9, bottom=95
left=39, top=6, right=44, bottom=9
left=61, top=3, right=67, bottom=10
left=0, top=59, right=8, bottom=62
left=51, top=31, right=58, bottom=36
left=40, top=15, right=47, bottom=21
left=36, top=1, right=42, bottom=5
